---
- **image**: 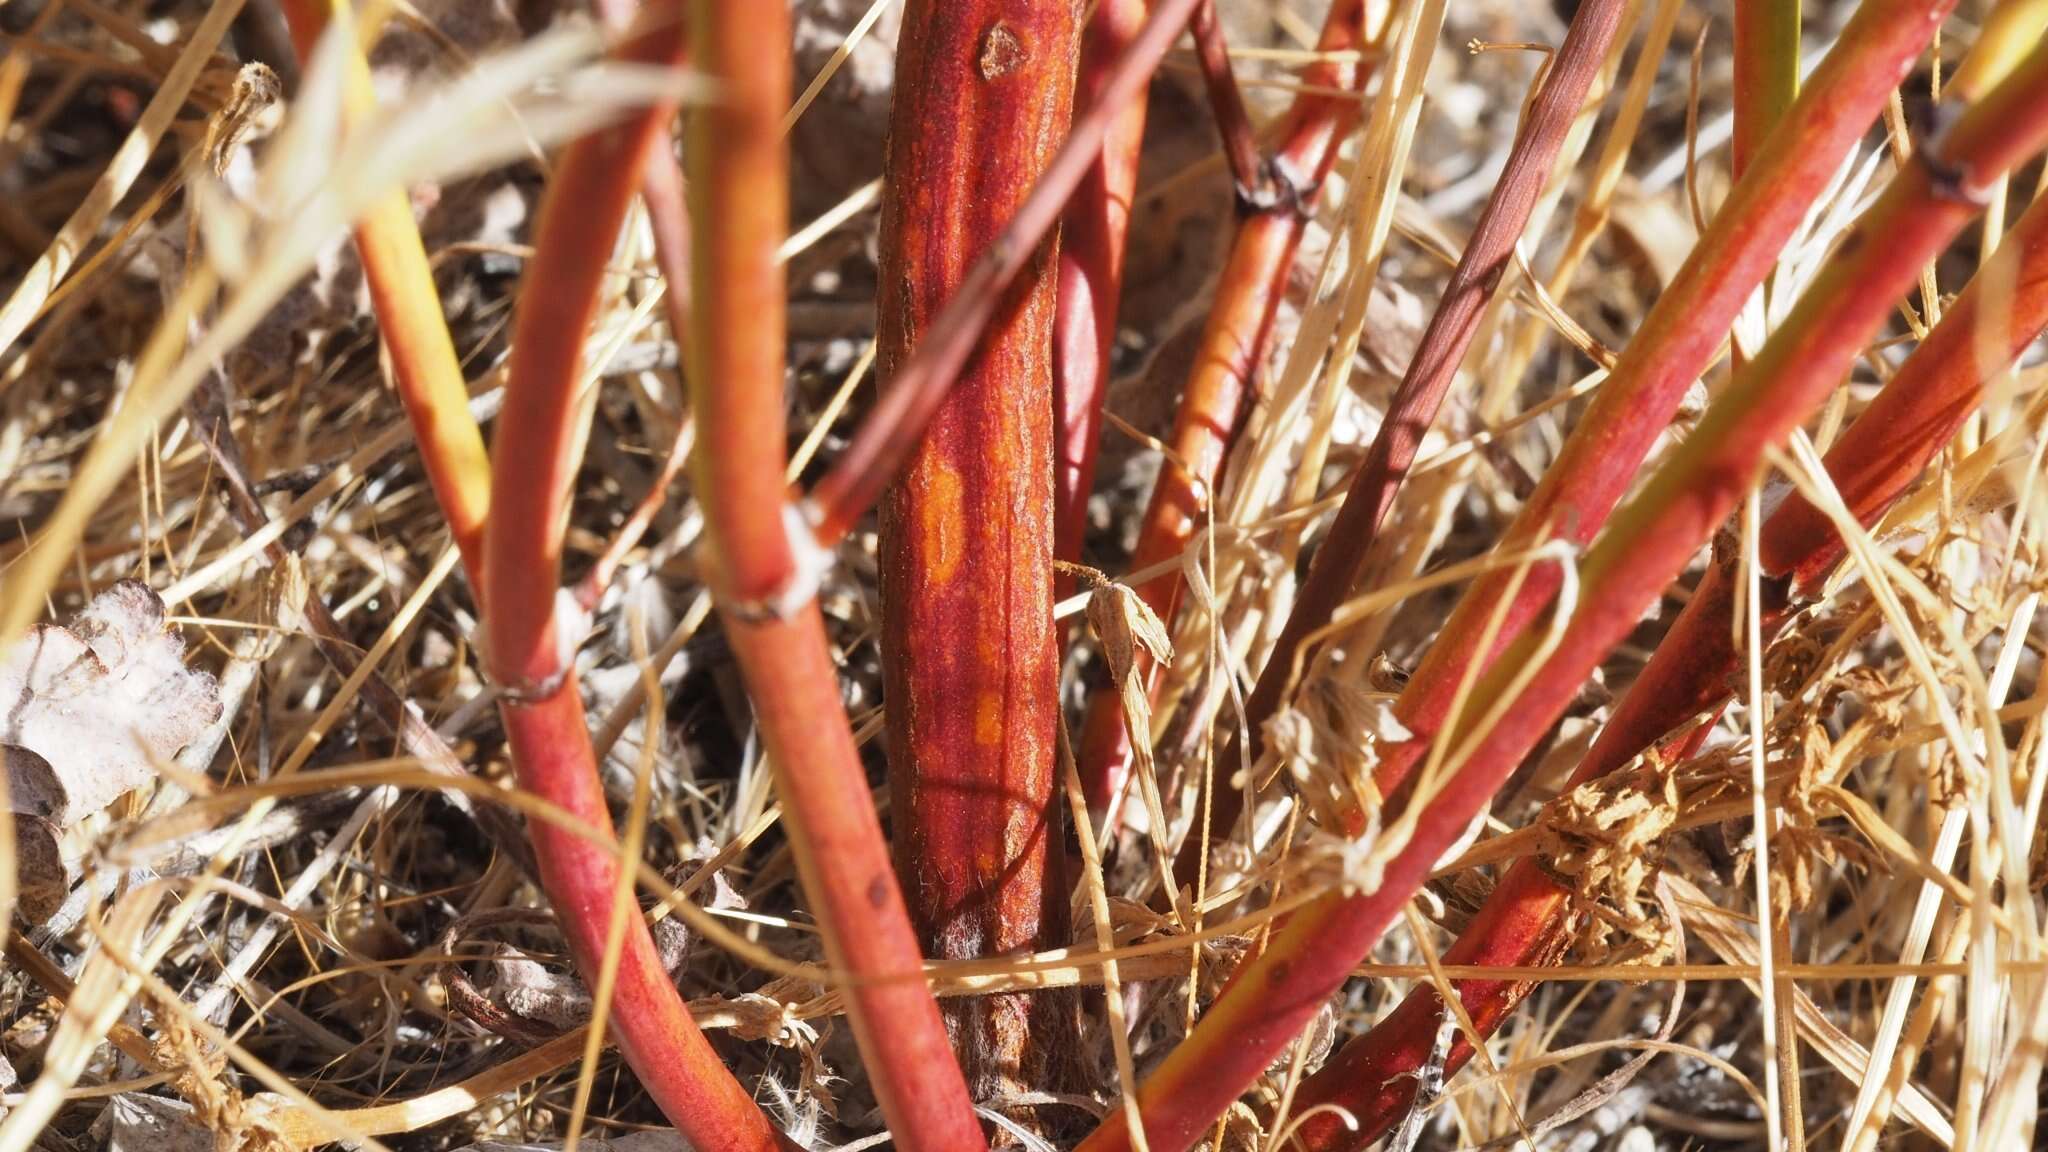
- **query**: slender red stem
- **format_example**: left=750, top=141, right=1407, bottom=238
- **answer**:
left=1076, top=32, right=2048, bottom=1152
left=679, top=8, right=985, bottom=1143
left=1053, top=0, right=1149, bottom=572
left=1188, top=0, right=1268, bottom=206
left=1766, top=198, right=2048, bottom=588
left=483, top=5, right=786, bottom=1147
left=1177, top=0, right=1629, bottom=871
left=1076, top=0, right=1373, bottom=827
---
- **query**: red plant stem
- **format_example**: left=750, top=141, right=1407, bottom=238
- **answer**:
left=1053, top=0, right=1149, bottom=571
left=1733, top=0, right=1802, bottom=177
left=679, top=4, right=985, bottom=1143
left=1189, top=0, right=1267, bottom=205
left=807, top=0, right=1204, bottom=547
left=1363, top=0, right=1958, bottom=810
left=875, top=0, right=1084, bottom=1094
left=275, top=0, right=492, bottom=587
left=1177, top=0, right=1629, bottom=870
left=1076, top=0, right=1372, bottom=827
left=494, top=697, right=783, bottom=1152
left=1076, top=40, right=2048, bottom=1152
left=483, top=4, right=785, bottom=1147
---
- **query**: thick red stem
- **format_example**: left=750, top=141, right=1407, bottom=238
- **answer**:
left=809, top=0, right=1204, bottom=547
left=876, top=0, right=1083, bottom=1095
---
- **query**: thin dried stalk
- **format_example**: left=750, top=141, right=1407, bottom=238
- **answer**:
left=482, top=3, right=785, bottom=1146
left=679, top=3, right=984, bottom=1147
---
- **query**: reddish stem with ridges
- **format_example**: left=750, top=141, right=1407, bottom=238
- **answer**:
left=875, top=0, right=1083, bottom=1095
left=809, top=0, right=1206, bottom=547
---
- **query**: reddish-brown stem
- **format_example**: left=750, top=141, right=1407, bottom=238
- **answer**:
left=1177, top=0, right=1629, bottom=873
left=1053, top=0, right=1149, bottom=571
left=1733, top=0, right=1802, bottom=177
left=1363, top=0, right=1958, bottom=812
left=1076, top=0, right=1372, bottom=827
left=876, top=0, right=1083, bottom=1095
left=1289, top=859, right=1577, bottom=1148
left=679, top=4, right=984, bottom=1144
left=808, top=0, right=1205, bottom=547
left=483, top=4, right=785, bottom=1147
left=1074, top=40, right=2048, bottom=1152
left=1189, top=0, right=1268, bottom=207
